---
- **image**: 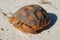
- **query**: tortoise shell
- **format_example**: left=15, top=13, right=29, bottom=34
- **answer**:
left=9, top=5, right=50, bottom=33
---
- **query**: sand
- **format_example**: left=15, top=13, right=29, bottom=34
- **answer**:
left=0, top=0, right=60, bottom=40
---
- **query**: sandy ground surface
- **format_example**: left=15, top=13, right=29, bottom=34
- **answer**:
left=0, top=0, right=60, bottom=40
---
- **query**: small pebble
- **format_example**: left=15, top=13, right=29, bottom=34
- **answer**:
left=41, top=0, right=51, bottom=4
left=48, top=31, right=50, bottom=33
left=0, top=27, right=4, bottom=31
left=2, top=12, right=7, bottom=16
left=7, top=29, right=9, bottom=31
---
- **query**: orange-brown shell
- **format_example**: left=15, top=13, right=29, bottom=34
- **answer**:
left=9, top=5, right=50, bottom=33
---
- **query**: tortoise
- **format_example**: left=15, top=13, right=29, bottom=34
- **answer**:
left=5, top=5, right=51, bottom=33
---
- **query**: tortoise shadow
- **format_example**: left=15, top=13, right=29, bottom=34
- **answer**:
left=37, top=13, right=57, bottom=33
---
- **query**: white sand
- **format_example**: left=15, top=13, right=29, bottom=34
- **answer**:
left=0, top=0, right=60, bottom=40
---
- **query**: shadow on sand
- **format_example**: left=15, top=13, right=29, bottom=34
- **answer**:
left=37, top=13, right=57, bottom=33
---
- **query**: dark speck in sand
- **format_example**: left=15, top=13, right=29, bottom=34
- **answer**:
left=0, top=28, right=4, bottom=31
left=48, top=31, right=50, bottom=33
